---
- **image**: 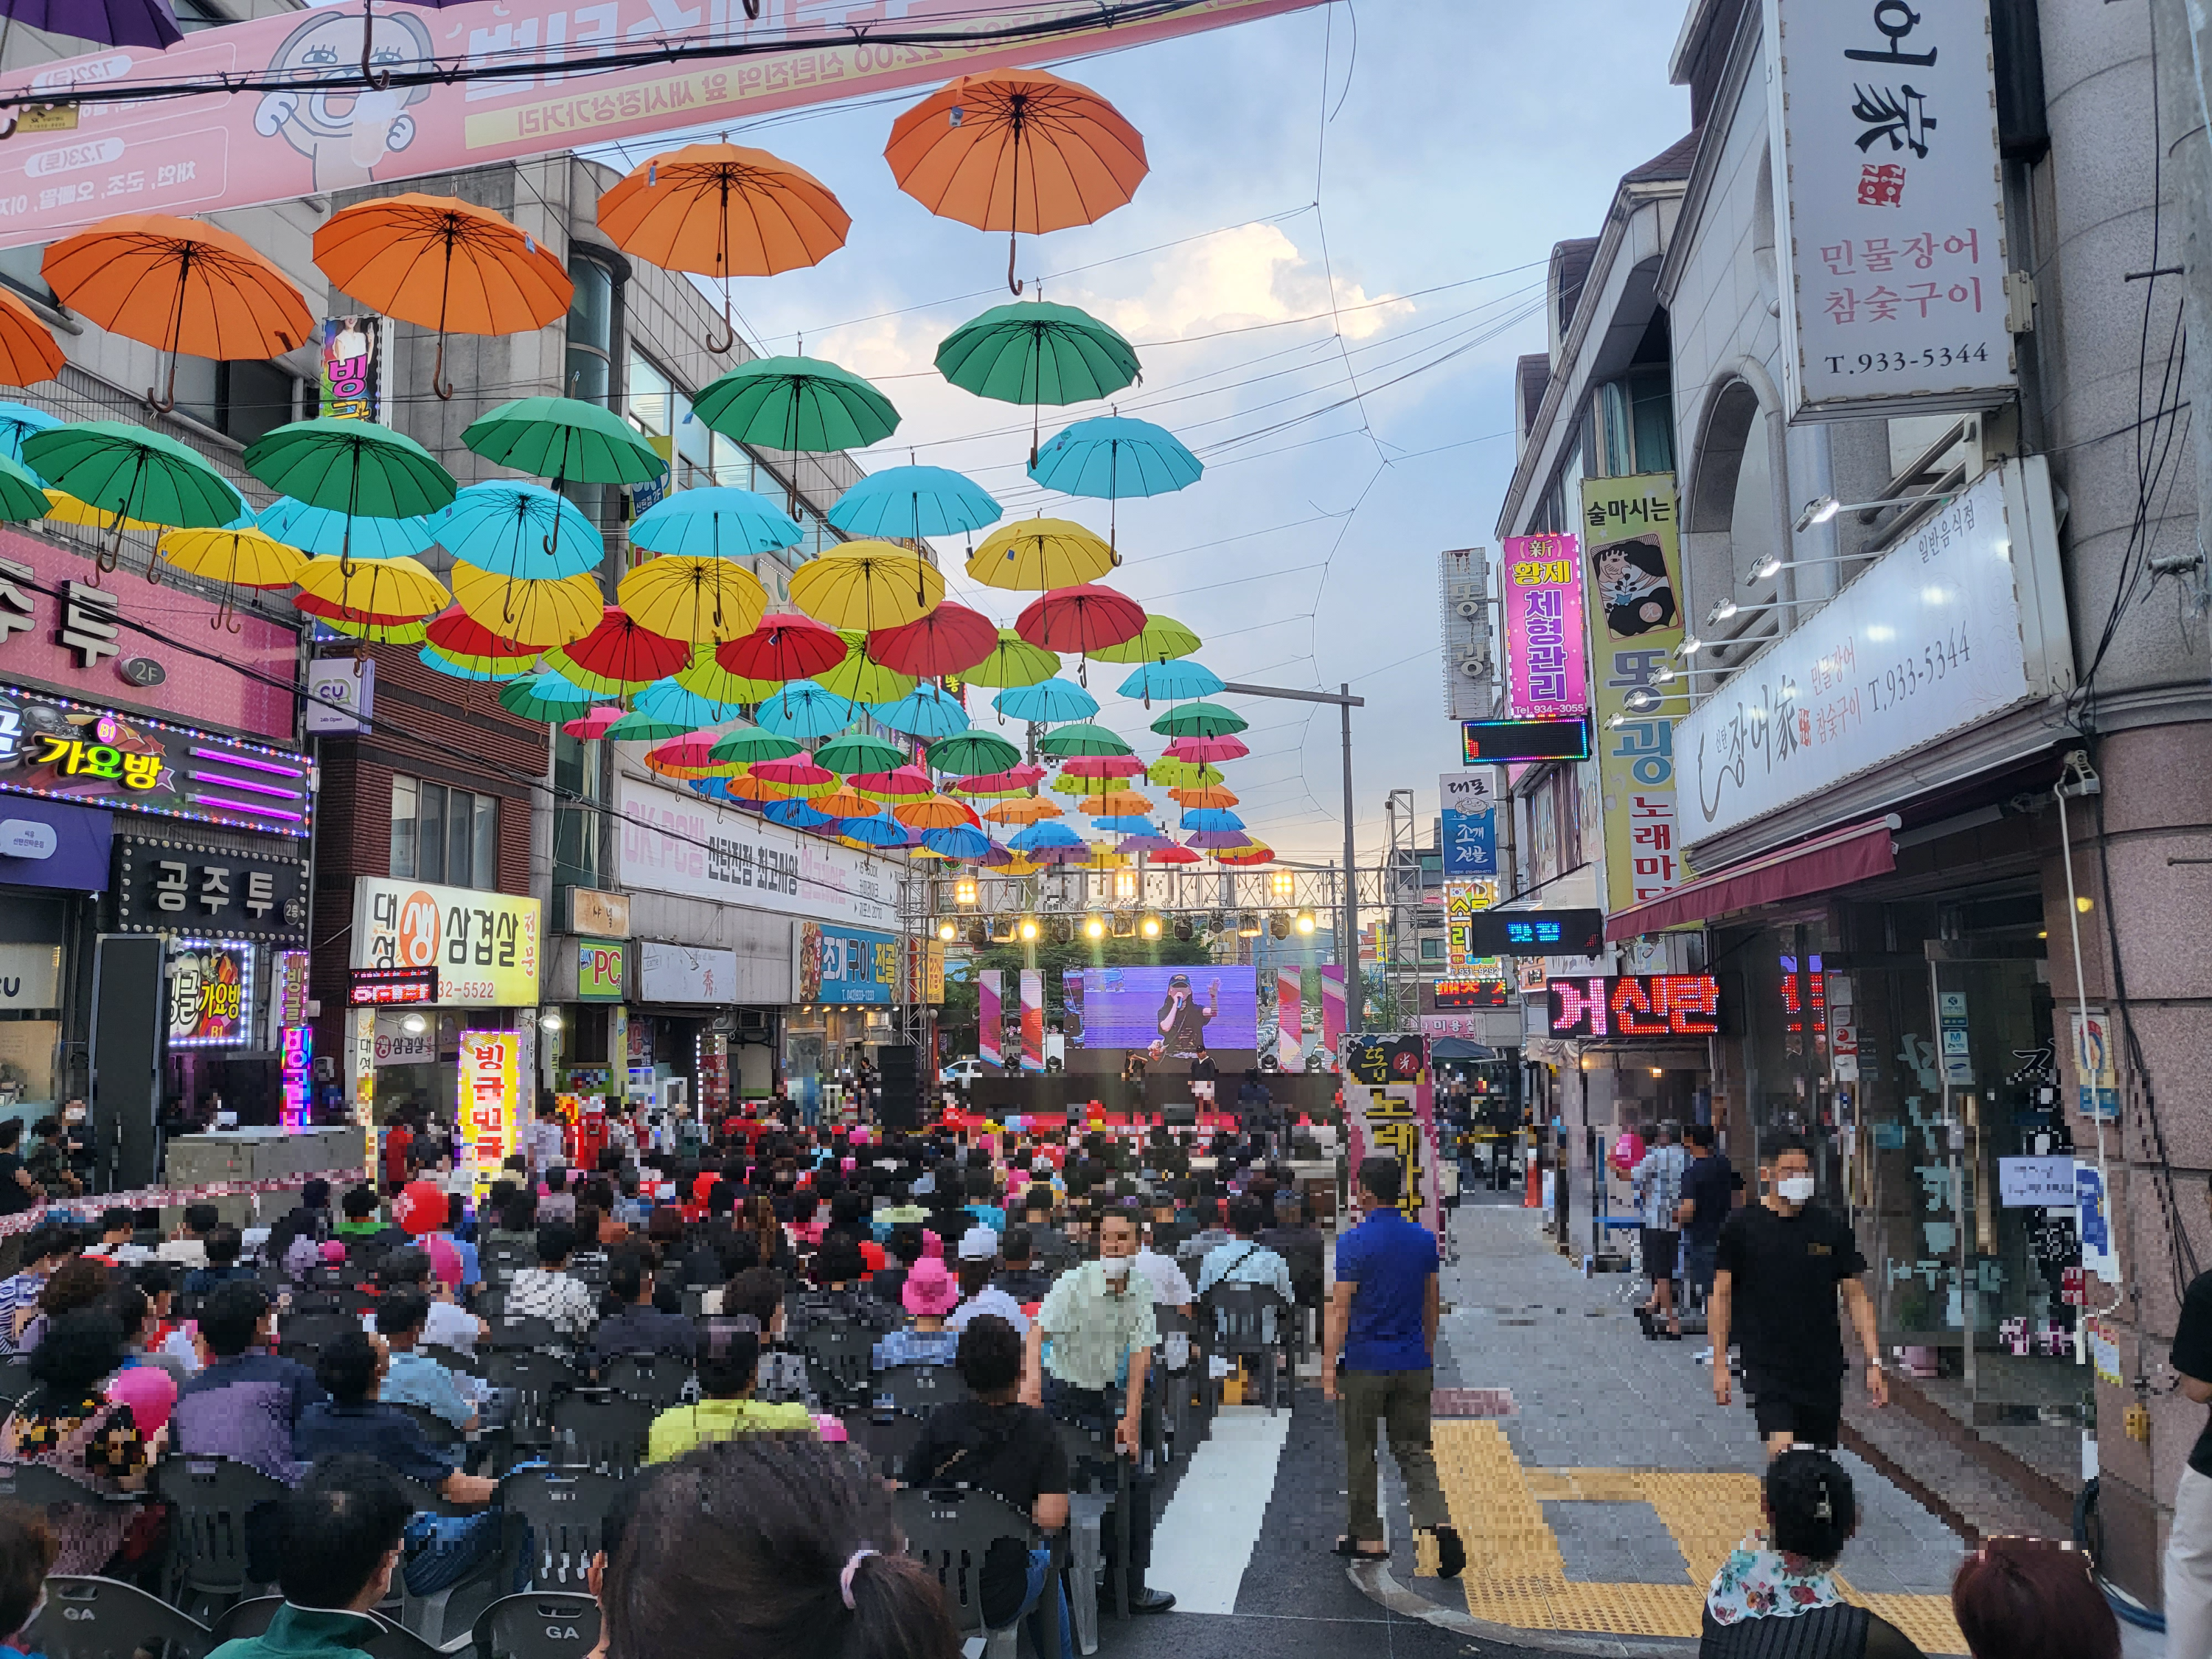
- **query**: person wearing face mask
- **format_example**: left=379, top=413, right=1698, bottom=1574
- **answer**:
left=1709, top=1138, right=1887, bottom=1458
left=58, top=1101, right=94, bottom=1192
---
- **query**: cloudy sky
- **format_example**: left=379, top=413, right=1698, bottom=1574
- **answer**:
left=608, top=0, right=1690, bottom=867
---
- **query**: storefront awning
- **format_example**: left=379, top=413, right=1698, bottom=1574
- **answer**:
left=1604, top=815, right=1900, bottom=941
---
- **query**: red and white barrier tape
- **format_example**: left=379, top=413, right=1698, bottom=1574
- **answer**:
left=0, top=1167, right=365, bottom=1239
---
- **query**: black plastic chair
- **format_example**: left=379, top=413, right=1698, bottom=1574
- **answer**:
left=0, top=1460, right=120, bottom=1510
left=598, top=1353, right=692, bottom=1409
left=425, top=1341, right=486, bottom=1377
left=799, top=1325, right=874, bottom=1408
left=874, top=1362, right=970, bottom=1418
left=0, top=1362, right=35, bottom=1408
left=150, top=1454, right=290, bottom=1619
left=1050, top=1416, right=1130, bottom=1641
left=478, top=1349, right=579, bottom=1455
left=394, top=1400, right=467, bottom=1455
left=1200, top=1282, right=1291, bottom=1412
left=549, top=1392, right=654, bottom=1476
left=842, top=1408, right=922, bottom=1478
left=470, top=1590, right=601, bottom=1659
left=485, top=1314, right=565, bottom=1353
left=497, top=1467, right=621, bottom=1590
left=894, top=1486, right=1040, bottom=1659
left=30, top=1575, right=215, bottom=1659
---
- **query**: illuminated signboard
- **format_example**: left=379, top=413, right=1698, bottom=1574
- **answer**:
left=349, top=877, right=541, bottom=1007
left=1433, top=979, right=1512, bottom=1009
left=1548, top=974, right=1722, bottom=1040
left=349, top=966, right=439, bottom=1006
left=0, top=686, right=310, bottom=837
left=1467, top=910, right=1607, bottom=958
left=281, top=1024, right=312, bottom=1131
left=1460, top=717, right=1590, bottom=765
left=168, top=939, right=253, bottom=1047
left=456, top=1030, right=520, bottom=1200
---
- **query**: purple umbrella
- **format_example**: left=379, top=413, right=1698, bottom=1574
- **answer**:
left=0, top=0, right=180, bottom=58
left=1026, top=844, right=1094, bottom=866
left=1116, top=833, right=1177, bottom=855
left=1183, top=829, right=1251, bottom=850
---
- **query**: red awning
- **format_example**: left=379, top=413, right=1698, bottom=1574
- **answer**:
left=1604, top=815, right=1900, bottom=941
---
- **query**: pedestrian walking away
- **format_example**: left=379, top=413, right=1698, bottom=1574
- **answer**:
left=1632, top=1120, right=1688, bottom=1339
left=1323, top=1154, right=1464, bottom=1577
left=1677, top=1121, right=1736, bottom=1340
left=1709, top=1138, right=1887, bottom=1457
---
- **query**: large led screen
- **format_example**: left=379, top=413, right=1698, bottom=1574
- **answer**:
left=1062, top=965, right=1259, bottom=1060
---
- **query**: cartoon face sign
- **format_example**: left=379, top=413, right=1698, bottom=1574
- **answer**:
left=1592, top=533, right=1678, bottom=640
left=253, top=9, right=434, bottom=192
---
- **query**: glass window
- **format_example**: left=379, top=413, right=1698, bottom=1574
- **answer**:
left=1419, top=935, right=1446, bottom=961
left=712, top=435, right=755, bottom=490
left=447, top=790, right=473, bottom=888
left=553, top=733, right=601, bottom=894
left=390, top=775, right=418, bottom=878
left=1630, top=369, right=1675, bottom=473
left=0, top=246, right=51, bottom=305
left=629, top=355, right=671, bottom=438
left=417, top=782, right=446, bottom=884
left=473, top=795, right=498, bottom=891
left=220, top=360, right=296, bottom=448
left=567, top=259, right=616, bottom=408
left=677, top=401, right=712, bottom=476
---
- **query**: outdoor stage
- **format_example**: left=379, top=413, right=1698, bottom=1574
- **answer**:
left=960, top=1069, right=1341, bottom=1123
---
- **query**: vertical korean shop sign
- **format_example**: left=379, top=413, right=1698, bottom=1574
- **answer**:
left=457, top=1030, right=520, bottom=1198
left=1502, top=534, right=1587, bottom=719
left=1765, top=0, right=2014, bottom=420
left=1582, top=475, right=1689, bottom=918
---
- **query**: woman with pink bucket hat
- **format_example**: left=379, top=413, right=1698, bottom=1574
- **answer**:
left=872, top=1257, right=961, bottom=1371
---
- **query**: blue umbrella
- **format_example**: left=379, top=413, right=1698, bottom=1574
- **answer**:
left=1180, top=807, right=1246, bottom=834
left=827, top=465, right=1002, bottom=540
left=994, top=678, right=1098, bottom=723
left=756, top=681, right=859, bottom=743
left=0, top=402, right=60, bottom=468
left=1091, top=815, right=1156, bottom=836
left=634, top=678, right=748, bottom=728
left=1027, top=415, right=1203, bottom=550
left=259, top=497, right=437, bottom=560
left=431, top=481, right=602, bottom=580
left=1009, top=820, right=1084, bottom=852
left=631, top=486, right=801, bottom=557
left=765, top=798, right=835, bottom=831
left=871, top=684, right=971, bottom=740
left=922, top=824, right=992, bottom=860
left=838, top=814, right=908, bottom=848
left=1117, top=660, right=1224, bottom=703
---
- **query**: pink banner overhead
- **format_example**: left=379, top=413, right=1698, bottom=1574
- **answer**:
left=0, top=0, right=1316, bottom=248
left=1502, top=532, right=1587, bottom=720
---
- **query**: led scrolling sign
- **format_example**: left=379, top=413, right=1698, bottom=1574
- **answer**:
left=1548, top=975, right=1723, bottom=1040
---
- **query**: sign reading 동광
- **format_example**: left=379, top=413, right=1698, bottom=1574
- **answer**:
left=1765, top=0, right=2015, bottom=421
left=349, top=877, right=540, bottom=1007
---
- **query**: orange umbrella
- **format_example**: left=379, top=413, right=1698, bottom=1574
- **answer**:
left=314, top=195, right=573, bottom=401
left=597, top=143, right=851, bottom=355
left=0, top=288, right=61, bottom=388
left=886, top=69, right=1149, bottom=293
left=1169, top=785, right=1240, bottom=809
left=1079, top=790, right=1152, bottom=817
left=43, top=214, right=313, bottom=412
left=811, top=789, right=879, bottom=819
left=984, top=798, right=1060, bottom=825
left=894, top=795, right=980, bottom=831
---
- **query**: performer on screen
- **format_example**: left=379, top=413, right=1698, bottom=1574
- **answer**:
left=1150, top=972, right=1221, bottom=1061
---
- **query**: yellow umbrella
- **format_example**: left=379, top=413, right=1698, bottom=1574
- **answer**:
left=159, top=526, right=308, bottom=589
left=675, top=644, right=783, bottom=704
left=46, top=489, right=154, bottom=532
left=296, top=554, right=448, bottom=618
left=984, top=798, right=1060, bottom=824
left=816, top=630, right=917, bottom=703
left=450, top=563, right=603, bottom=650
left=787, top=540, right=945, bottom=631
left=999, top=853, right=1041, bottom=877
left=966, top=517, right=1113, bottom=591
left=616, top=554, right=768, bottom=644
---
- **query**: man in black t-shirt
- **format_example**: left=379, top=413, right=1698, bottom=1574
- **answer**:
left=1675, top=1123, right=1735, bottom=1315
left=2163, top=1178, right=2212, bottom=1658
left=1710, top=1138, right=1885, bottom=1456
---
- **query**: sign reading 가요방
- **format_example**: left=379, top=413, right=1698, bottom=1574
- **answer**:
left=168, top=939, right=252, bottom=1046
left=349, top=877, right=541, bottom=1006
left=0, top=0, right=1312, bottom=250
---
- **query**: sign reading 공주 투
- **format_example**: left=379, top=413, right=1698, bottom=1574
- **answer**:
left=0, top=0, right=1316, bottom=248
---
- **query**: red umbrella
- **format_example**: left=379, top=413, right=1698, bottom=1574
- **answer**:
left=1166, top=733, right=1249, bottom=762
left=951, top=762, right=1047, bottom=795
left=1060, top=754, right=1147, bottom=779
left=1148, top=845, right=1201, bottom=864
left=425, top=607, right=535, bottom=658
left=1014, top=584, right=1145, bottom=655
left=549, top=607, right=692, bottom=694
left=852, top=765, right=936, bottom=801
left=869, top=602, right=998, bottom=678
left=716, top=611, right=848, bottom=682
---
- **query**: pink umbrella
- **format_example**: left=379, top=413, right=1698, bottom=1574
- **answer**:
left=562, top=706, right=625, bottom=740
left=1060, top=754, right=1147, bottom=779
left=1166, top=734, right=1249, bottom=762
left=751, top=755, right=837, bottom=788
left=950, top=762, right=1048, bottom=795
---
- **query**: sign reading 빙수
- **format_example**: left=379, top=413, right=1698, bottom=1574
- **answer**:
left=1501, top=534, right=1587, bottom=719
left=1582, top=474, right=1689, bottom=916
left=1677, top=462, right=2070, bottom=844
left=349, top=877, right=541, bottom=1006
left=618, top=774, right=894, bottom=929
left=456, top=1030, right=520, bottom=1199
left=1766, top=0, right=2015, bottom=422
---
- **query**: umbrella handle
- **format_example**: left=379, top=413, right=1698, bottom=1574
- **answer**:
left=431, top=334, right=454, bottom=402
left=359, top=0, right=392, bottom=91
left=144, top=352, right=178, bottom=416
left=1007, top=232, right=1023, bottom=299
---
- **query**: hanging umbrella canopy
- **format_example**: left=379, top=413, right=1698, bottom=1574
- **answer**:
left=967, top=515, right=1116, bottom=594
left=0, top=289, right=63, bottom=389
left=0, top=402, right=60, bottom=465
left=1015, top=584, right=1144, bottom=657
left=499, top=669, right=599, bottom=720
left=1213, top=843, right=1274, bottom=866
left=809, top=788, right=882, bottom=820
left=1008, top=821, right=1084, bottom=852
left=244, top=417, right=457, bottom=569
left=984, top=798, right=1060, bottom=825
left=633, top=675, right=747, bottom=724
left=1080, top=790, right=1152, bottom=817
left=829, top=465, right=1001, bottom=540
left=420, top=643, right=535, bottom=682
left=1149, top=756, right=1225, bottom=787
left=1169, top=785, right=1242, bottom=810
left=314, top=195, right=572, bottom=400
left=870, top=683, right=970, bottom=740
left=755, top=681, right=860, bottom=742
left=563, top=706, right=627, bottom=741
left=294, top=594, right=430, bottom=644
left=422, top=606, right=536, bottom=670
left=631, top=487, right=799, bottom=558
left=432, top=481, right=604, bottom=581
left=463, top=395, right=666, bottom=490
left=789, top=542, right=945, bottom=634
left=850, top=765, right=935, bottom=803
left=600, top=709, right=695, bottom=741
left=1165, top=733, right=1248, bottom=763
left=1116, top=832, right=1178, bottom=855
left=159, top=526, right=307, bottom=590
left=675, top=645, right=782, bottom=707
left=815, top=733, right=911, bottom=776
left=1147, top=844, right=1202, bottom=866
left=838, top=815, right=909, bottom=849
left=951, top=762, right=1046, bottom=796
left=1086, top=612, right=1202, bottom=665
left=694, top=355, right=899, bottom=509
left=1152, top=700, right=1247, bottom=738
left=1058, top=752, right=1147, bottom=779
left=963, top=627, right=1060, bottom=689
left=751, top=754, right=838, bottom=792
left=547, top=607, right=693, bottom=696
left=992, top=678, right=1095, bottom=723
left=1037, top=721, right=1133, bottom=759
left=257, top=498, right=437, bottom=562
left=646, top=735, right=738, bottom=779
left=1184, top=828, right=1252, bottom=851
left=886, top=69, right=1149, bottom=293
left=765, top=799, right=836, bottom=831
left=937, top=299, right=1141, bottom=465
left=0, top=0, right=180, bottom=49
left=1030, top=414, right=1200, bottom=499
left=1180, top=807, right=1246, bottom=834
left=922, top=824, right=992, bottom=861
left=617, top=555, right=769, bottom=646
left=1118, top=659, right=1224, bottom=703
left=708, top=728, right=805, bottom=765
left=925, top=731, right=1022, bottom=777
left=715, top=611, right=847, bottom=683
left=296, top=554, right=448, bottom=619
left=23, top=420, right=240, bottom=535
left=44, top=215, right=313, bottom=411
left=894, top=795, right=980, bottom=830
left=44, top=490, right=155, bottom=532
left=868, top=602, right=998, bottom=679
left=449, top=564, right=603, bottom=650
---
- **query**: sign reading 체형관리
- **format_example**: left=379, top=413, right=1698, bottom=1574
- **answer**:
left=617, top=775, right=895, bottom=931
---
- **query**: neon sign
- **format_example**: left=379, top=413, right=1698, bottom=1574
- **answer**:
left=169, top=939, right=254, bottom=1047
left=281, top=1024, right=312, bottom=1130
left=1548, top=974, right=1722, bottom=1039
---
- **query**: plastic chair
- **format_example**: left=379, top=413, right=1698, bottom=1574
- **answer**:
left=549, top=1392, right=654, bottom=1476
left=208, top=1596, right=445, bottom=1659
left=29, top=1574, right=215, bottom=1659
left=1200, top=1283, right=1291, bottom=1413
left=150, top=1454, right=290, bottom=1619
left=470, top=1591, right=601, bottom=1659
left=425, top=1342, right=485, bottom=1378
left=1050, top=1416, right=1130, bottom=1652
left=799, top=1325, right=874, bottom=1408
left=485, top=1314, right=564, bottom=1353
left=394, top=1401, right=467, bottom=1455
left=498, top=1467, right=620, bottom=1590
left=894, top=1487, right=1039, bottom=1659
left=873, top=1362, right=970, bottom=1418
left=0, top=1362, right=35, bottom=1409
left=597, top=1353, right=693, bottom=1409
left=841, top=1408, right=922, bottom=1478
left=0, top=1460, right=119, bottom=1510
left=478, top=1349, right=579, bottom=1461
left=280, top=1310, right=361, bottom=1351
left=386, top=1472, right=509, bottom=1648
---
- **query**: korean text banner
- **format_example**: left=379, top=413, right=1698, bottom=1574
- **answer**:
left=0, top=0, right=1315, bottom=249
left=1502, top=534, right=1587, bottom=719
left=796, top=922, right=895, bottom=1006
left=1342, top=1060, right=1439, bottom=1232
left=975, top=970, right=1001, bottom=1069
left=1582, top=474, right=1690, bottom=918
left=1019, top=968, right=1044, bottom=1074
left=618, top=775, right=894, bottom=930
left=457, top=1030, right=521, bottom=1200
left=1275, top=967, right=1303, bottom=1072
left=349, top=876, right=542, bottom=1006
left=1439, top=770, right=1497, bottom=877
left=1062, top=965, right=1257, bottom=1057
left=168, top=939, right=251, bottom=1046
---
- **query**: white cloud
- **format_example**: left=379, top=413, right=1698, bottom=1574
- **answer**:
left=1063, top=220, right=1414, bottom=344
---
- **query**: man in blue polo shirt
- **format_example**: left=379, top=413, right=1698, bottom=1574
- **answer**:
left=1323, top=1155, right=1463, bottom=1577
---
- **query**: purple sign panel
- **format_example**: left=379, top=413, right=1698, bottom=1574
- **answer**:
left=1503, top=533, right=1588, bottom=720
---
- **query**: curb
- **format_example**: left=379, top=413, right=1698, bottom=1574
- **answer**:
left=1347, top=1560, right=1700, bottom=1658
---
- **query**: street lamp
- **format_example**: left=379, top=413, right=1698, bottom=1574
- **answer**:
left=1792, top=490, right=1958, bottom=535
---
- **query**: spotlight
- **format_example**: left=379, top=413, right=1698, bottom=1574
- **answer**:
left=955, top=876, right=978, bottom=906
left=1237, top=911, right=1261, bottom=936
left=538, top=1010, right=563, bottom=1032
left=1707, top=598, right=1739, bottom=623
left=1172, top=916, right=1194, bottom=942
left=1112, top=869, right=1137, bottom=901
left=936, top=921, right=956, bottom=942
left=1113, top=911, right=1138, bottom=939
left=1678, top=636, right=1704, bottom=658
left=1269, top=913, right=1290, bottom=940
left=1750, top=554, right=1782, bottom=582
left=401, top=1012, right=427, bottom=1036
left=966, top=920, right=989, bottom=947
left=1794, top=495, right=1842, bottom=532
left=1019, top=917, right=1039, bottom=942
left=1049, top=916, right=1073, bottom=945
left=1268, top=870, right=1294, bottom=900
left=1139, top=914, right=1161, bottom=940
left=1084, top=915, right=1106, bottom=941
left=1295, top=911, right=1315, bottom=935
left=990, top=915, right=1015, bottom=943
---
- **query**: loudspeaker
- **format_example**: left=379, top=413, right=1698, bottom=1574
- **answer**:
left=1161, top=1102, right=1197, bottom=1127
left=877, top=1046, right=920, bottom=1130
left=91, top=934, right=167, bottom=1190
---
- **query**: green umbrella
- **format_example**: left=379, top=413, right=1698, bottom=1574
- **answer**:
left=815, top=731, right=910, bottom=775
left=1150, top=700, right=1247, bottom=738
left=815, top=630, right=917, bottom=706
left=498, top=669, right=598, bottom=721
left=963, top=627, right=1060, bottom=689
left=242, top=417, right=458, bottom=574
left=602, top=711, right=697, bottom=741
left=463, top=396, right=666, bottom=490
left=24, top=420, right=243, bottom=575
left=693, top=355, right=899, bottom=512
left=0, top=453, right=47, bottom=523
left=928, top=731, right=1023, bottom=777
left=709, top=728, right=806, bottom=765
left=1085, top=612, right=1203, bottom=665
left=1037, top=721, right=1133, bottom=759
left=936, top=300, right=1141, bottom=465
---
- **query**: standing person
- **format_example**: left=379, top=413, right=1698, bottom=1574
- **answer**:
left=1322, top=1155, right=1462, bottom=1576
left=1631, top=1122, right=1689, bottom=1340
left=1710, top=1139, right=1887, bottom=1457
left=2163, top=1175, right=2212, bottom=1659
left=1677, top=1124, right=1735, bottom=1345
left=380, top=1113, right=414, bottom=1192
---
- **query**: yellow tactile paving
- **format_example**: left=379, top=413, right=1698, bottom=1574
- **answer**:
left=1430, top=1422, right=1970, bottom=1655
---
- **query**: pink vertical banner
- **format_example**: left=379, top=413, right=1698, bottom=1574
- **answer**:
left=1321, top=965, right=1347, bottom=1060
left=1020, top=970, right=1045, bottom=1074
left=976, top=971, right=1001, bottom=1068
left=1503, top=533, right=1588, bottom=718
left=1276, top=967, right=1304, bottom=1072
